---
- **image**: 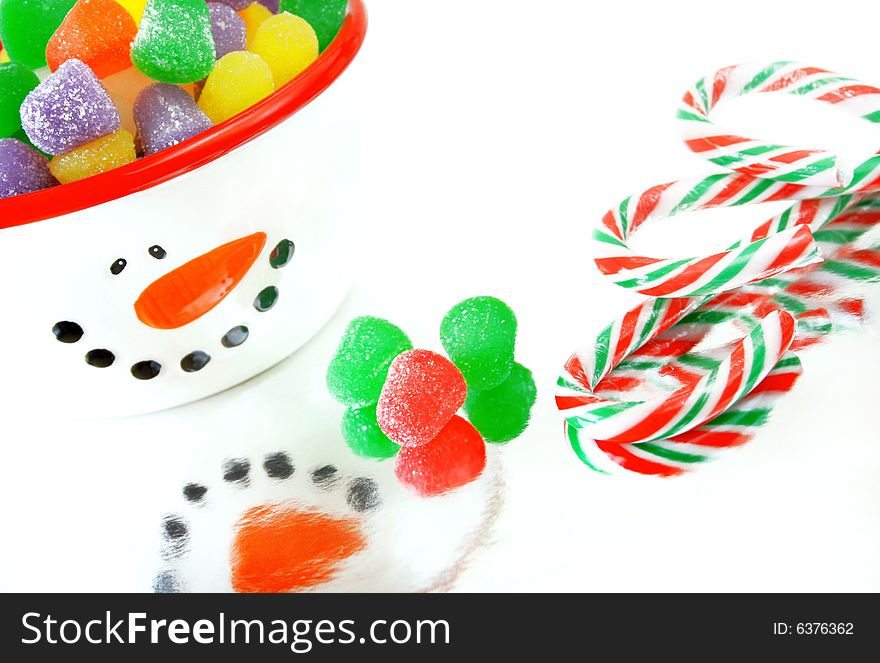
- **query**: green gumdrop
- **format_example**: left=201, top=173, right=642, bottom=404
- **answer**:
left=280, top=0, right=347, bottom=52
left=0, top=62, right=39, bottom=137
left=131, top=0, right=216, bottom=84
left=327, top=316, right=412, bottom=407
left=440, top=296, right=517, bottom=391
left=465, top=362, right=536, bottom=444
left=0, top=0, right=77, bottom=69
left=342, top=406, right=400, bottom=460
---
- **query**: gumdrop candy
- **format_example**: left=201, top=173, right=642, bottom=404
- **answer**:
left=117, top=0, right=148, bottom=24
left=0, top=62, right=39, bottom=137
left=0, top=138, right=57, bottom=198
left=207, top=2, right=247, bottom=60
left=134, top=83, right=213, bottom=155
left=394, top=416, right=486, bottom=497
left=440, top=296, right=518, bottom=391
left=239, top=2, right=273, bottom=48
left=49, top=129, right=136, bottom=184
left=131, top=0, right=216, bottom=84
left=255, top=0, right=279, bottom=12
left=103, top=66, right=158, bottom=136
left=327, top=316, right=412, bottom=408
left=46, top=0, right=139, bottom=79
left=197, top=51, right=274, bottom=124
left=0, top=0, right=77, bottom=69
left=214, top=0, right=251, bottom=9
left=250, top=13, right=318, bottom=86
left=280, top=0, right=347, bottom=52
left=20, top=59, right=121, bottom=156
left=342, top=406, right=401, bottom=460
left=377, top=349, right=468, bottom=447
left=465, top=362, right=536, bottom=443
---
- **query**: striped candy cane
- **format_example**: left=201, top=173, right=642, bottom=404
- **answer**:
left=563, top=62, right=880, bottom=476
left=595, top=62, right=880, bottom=299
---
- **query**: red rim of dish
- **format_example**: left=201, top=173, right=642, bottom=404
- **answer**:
left=0, top=0, right=368, bottom=232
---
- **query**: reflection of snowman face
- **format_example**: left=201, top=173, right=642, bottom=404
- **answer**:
left=154, top=442, right=502, bottom=593
left=50, top=232, right=295, bottom=382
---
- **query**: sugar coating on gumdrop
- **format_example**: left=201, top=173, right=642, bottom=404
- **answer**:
left=250, top=12, right=318, bottom=86
left=0, top=138, right=58, bottom=198
left=19, top=59, right=120, bottom=156
left=134, top=83, right=213, bottom=155
left=280, top=0, right=346, bottom=52
left=0, top=0, right=78, bottom=69
left=394, top=415, right=486, bottom=497
left=377, top=349, right=468, bottom=448
left=440, top=296, right=518, bottom=391
left=0, top=61, right=39, bottom=137
left=465, top=362, right=536, bottom=443
left=49, top=128, right=136, bottom=184
left=342, top=406, right=401, bottom=460
left=207, top=2, right=247, bottom=60
left=131, top=0, right=216, bottom=84
left=197, top=50, right=274, bottom=124
left=327, top=316, right=413, bottom=408
left=239, top=2, right=273, bottom=48
left=46, top=0, right=139, bottom=79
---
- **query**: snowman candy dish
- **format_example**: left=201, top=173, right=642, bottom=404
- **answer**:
left=0, top=0, right=504, bottom=592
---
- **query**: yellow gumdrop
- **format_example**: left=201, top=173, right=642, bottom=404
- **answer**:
left=239, top=3, right=273, bottom=48
left=0, top=50, right=9, bottom=63
left=250, top=13, right=319, bottom=86
left=115, top=0, right=148, bottom=24
left=50, top=130, right=137, bottom=184
left=197, top=51, right=275, bottom=124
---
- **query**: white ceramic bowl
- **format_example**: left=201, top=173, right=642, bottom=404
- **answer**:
left=0, top=0, right=367, bottom=417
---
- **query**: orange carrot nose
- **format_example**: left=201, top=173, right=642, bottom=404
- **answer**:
left=230, top=504, right=366, bottom=593
left=134, top=232, right=267, bottom=330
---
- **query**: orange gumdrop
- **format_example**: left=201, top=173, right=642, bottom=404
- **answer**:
left=230, top=505, right=366, bottom=593
left=46, top=0, right=138, bottom=79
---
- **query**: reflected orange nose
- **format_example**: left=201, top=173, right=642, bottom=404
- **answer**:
left=230, top=504, right=366, bottom=593
left=134, top=232, right=267, bottom=330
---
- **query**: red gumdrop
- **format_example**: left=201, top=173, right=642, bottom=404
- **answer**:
left=46, top=0, right=138, bottom=79
left=394, top=415, right=487, bottom=497
left=377, top=349, right=467, bottom=447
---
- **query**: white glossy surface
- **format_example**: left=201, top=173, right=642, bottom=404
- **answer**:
left=0, top=69, right=358, bottom=417
left=1, top=0, right=879, bottom=592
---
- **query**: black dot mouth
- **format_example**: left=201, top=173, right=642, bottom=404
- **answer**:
left=254, top=286, right=279, bottom=312
left=53, top=321, right=84, bottom=344
left=56, top=229, right=295, bottom=379
left=131, top=360, right=162, bottom=380
left=85, top=348, right=115, bottom=368
left=180, top=351, right=211, bottom=373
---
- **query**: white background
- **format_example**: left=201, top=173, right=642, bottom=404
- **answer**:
left=2, top=0, right=878, bottom=592
left=349, top=0, right=880, bottom=591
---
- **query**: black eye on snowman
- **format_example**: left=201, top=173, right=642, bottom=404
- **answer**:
left=110, top=258, right=127, bottom=275
left=149, top=245, right=167, bottom=259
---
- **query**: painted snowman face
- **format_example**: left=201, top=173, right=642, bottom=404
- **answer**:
left=50, top=232, right=295, bottom=381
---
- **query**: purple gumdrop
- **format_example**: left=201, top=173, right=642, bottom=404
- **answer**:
left=19, top=60, right=120, bottom=157
left=0, top=139, right=58, bottom=199
left=215, top=0, right=253, bottom=10
left=256, top=0, right=279, bottom=12
left=208, top=3, right=247, bottom=59
left=133, top=84, right=214, bottom=156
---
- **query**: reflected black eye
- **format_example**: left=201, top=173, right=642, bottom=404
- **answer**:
left=110, top=259, right=126, bottom=275
left=149, top=245, right=167, bottom=259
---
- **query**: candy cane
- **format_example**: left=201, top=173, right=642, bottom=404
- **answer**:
left=596, top=62, right=880, bottom=299
left=562, top=62, right=880, bottom=476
